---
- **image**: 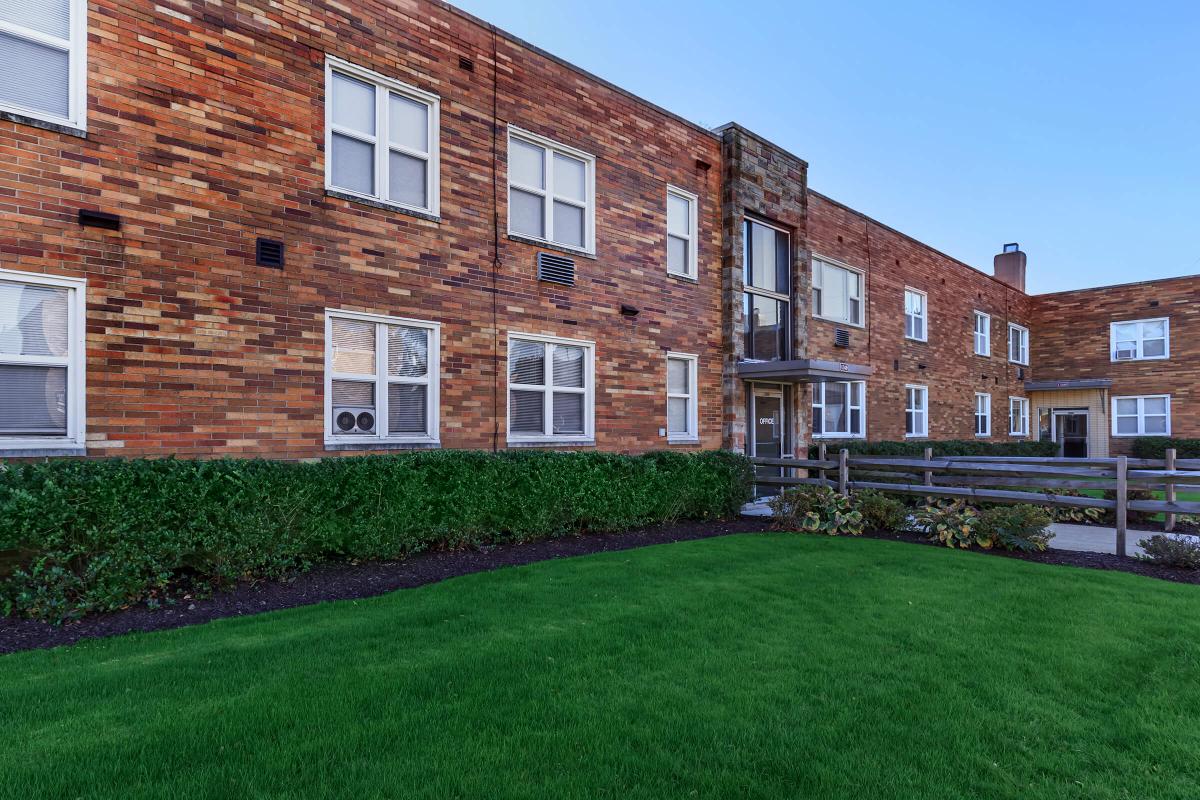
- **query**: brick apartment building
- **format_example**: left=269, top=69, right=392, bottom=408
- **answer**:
left=0, top=0, right=1193, bottom=464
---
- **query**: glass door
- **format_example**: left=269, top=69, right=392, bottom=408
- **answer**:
left=1052, top=410, right=1089, bottom=458
left=750, top=385, right=786, bottom=497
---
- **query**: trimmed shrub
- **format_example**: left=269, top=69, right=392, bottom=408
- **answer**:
left=1131, top=437, right=1200, bottom=460
left=1103, top=487, right=1156, bottom=526
left=807, top=439, right=1056, bottom=459
left=1137, top=534, right=1200, bottom=569
left=769, top=486, right=864, bottom=536
left=976, top=505, right=1054, bottom=553
left=853, top=490, right=907, bottom=532
left=0, top=450, right=754, bottom=622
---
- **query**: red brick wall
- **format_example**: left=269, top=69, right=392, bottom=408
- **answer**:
left=0, top=0, right=723, bottom=458
left=805, top=192, right=1034, bottom=444
left=1033, top=276, right=1200, bottom=454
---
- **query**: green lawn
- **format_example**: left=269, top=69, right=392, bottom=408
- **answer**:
left=3, top=534, right=1199, bottom=799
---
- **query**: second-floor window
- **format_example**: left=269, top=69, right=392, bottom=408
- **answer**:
left=0, top=0, right=87, bottom=130
left=904, top=289, right=927, bottom=341
left=666, top=187, right=698, bottom=278
left=1008, top=323, right=1029, bottom=365
left=812, top=257, right=863, bottom=326
left=973, top=311, right=991, bottom=356
left=325, top=58, right=440, bottom=215
left=1111, top=318, right=1168, bottom=361
left=743, top=219, right=790, bottom=361
left=508, top=128, right=595, bottom=254
left=905, top=385, right=928, bottom=438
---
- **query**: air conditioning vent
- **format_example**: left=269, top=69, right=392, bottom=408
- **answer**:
left=333, top=407, right=375, bottom=434
left=834, top=328, right=851, bottom=348
left=537, top=252, right=575, bottom=286
left=256, top=237, right=285, bottom=268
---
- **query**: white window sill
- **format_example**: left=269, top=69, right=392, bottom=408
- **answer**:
left=325, top=189, right=441, bottom=223
left=905, top=336, right=928, bottom=343
left=506, top=233, right=597, bottom=260
left=975, top=434, right=992, bottom=439
left=0, top=109, right=87, bottom=138
left=667, top=436, right=700, bottom=445
left=812, top=315, right=865, bottom=329
left=324, top=438, right=441, bottom=452
left=507, top=438, right=596, bottom=448
left=1009, top=360, right=1030, bottom=367
left=812, top=434, right=866, bottom=440
left=1110, top=357, right=1169, bottom=363
left=0, top=442, right=86, bottom=458
left=667, top=270, right=699, bottom=284
left=974, top=352, right=991, bottom=358
left=904, top=434, right=930, bottom=440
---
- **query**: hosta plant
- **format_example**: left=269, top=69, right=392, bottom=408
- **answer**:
left=770, top=487, right=865, bottom=536
left=913, top=501, right=986, bottom=549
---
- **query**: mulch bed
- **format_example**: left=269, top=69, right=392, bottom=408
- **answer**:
left=859, top=528, right=1200, bottom=585
left=4, top=516, right=1198, bottom=656
left=0, top=518, right=764, bottom=656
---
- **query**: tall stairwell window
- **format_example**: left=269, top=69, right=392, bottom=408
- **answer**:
left=743, top=219, right=790, bottom=361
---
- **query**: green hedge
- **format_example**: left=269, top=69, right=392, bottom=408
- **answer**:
left=0, top=450, right=753, bottom=622
left=1131, top=437, right=1200, bottom=459
left=806, top=439, right=1057, bottom=458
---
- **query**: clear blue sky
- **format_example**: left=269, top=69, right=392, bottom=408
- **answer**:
left=452, top=0, right=1200, bottom=294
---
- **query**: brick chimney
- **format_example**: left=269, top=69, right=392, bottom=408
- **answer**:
left=994, top=243, right=1026, bottom=293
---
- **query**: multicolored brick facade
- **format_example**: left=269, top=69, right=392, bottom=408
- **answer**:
left=0, top=0, right=1194, bottom=462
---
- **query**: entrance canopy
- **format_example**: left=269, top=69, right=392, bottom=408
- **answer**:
left=737, top=358, right=872, bottom=383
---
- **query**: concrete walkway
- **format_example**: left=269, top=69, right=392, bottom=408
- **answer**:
left=740, top=500, right=1196, bottom=557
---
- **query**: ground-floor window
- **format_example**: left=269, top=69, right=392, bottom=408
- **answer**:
left=1112, top=395, right=1170, bottom=436
left=325, top=309, right=440, bottom=444
left=666, top=352, right=698, bottom=442
left=812, top=380, right=865, bottom=438
left=905, top=385, right=928, bottom=437
left=974, top=393, right=991, bottom=437
left=508, top=333, right=595, bottom=444
left=1009, top=396, right=1030, bottom=436
left=0, top=268, right=86, bottom=452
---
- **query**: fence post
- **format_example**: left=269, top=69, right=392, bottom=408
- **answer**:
left=838, top=449, right=849, bottom=495
left=819, top=442, right=828, bottom=488
left=1115, top=455, right=1128, bottom=557
left=1165, top=448, right=1177, bottom=532
left=923, top=447, right=933, bottom=487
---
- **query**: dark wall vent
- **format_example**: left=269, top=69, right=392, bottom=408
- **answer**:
left=256, top=237, right=285, bottom=268
left=834, top=328, right=851, bottom=348
left=78, top=209, right=121, bottom=230
left=458, top=56, right=475, bottom=72
left=537, top=252, right=575, bottom=286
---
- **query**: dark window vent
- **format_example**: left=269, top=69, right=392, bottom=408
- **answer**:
left=1149, top=300, right=1160, bottom=308
left=458, top=55, right=474, bottom=72
left=78, top=209, right=121, bottom=230
left=1018, top=367, right=1026, bottom=380
left=537, top=252, right=575, bottom=286
left=834, top=328, right=851, bottom=348
left=256, top=237, right=285, bottom=268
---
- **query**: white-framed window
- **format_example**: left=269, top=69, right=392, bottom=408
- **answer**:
left=905, top=385, right=928, bottom=438
left=1112, top=395, right=1170, bottom=437
left=324, top=57, right=440, bottom=215
left=1111, top=318, right=1169, bottom=362
left=508, top=332, right=595, bottom=444
left=666, top=186, right=698, bottom=278
left=0, top=268, right=87, bottom=451
left=507, top=127, right=595, bottom=254
left=666, top=352, right=698, bottom=441
left=974, top=392, right=991, bottom=437
left=0, top=0, right=87, bottom=131
left=812, top=256, right=863, bottom=326
left=324, top=310, right=440, bottom=445
left=812, top=380, right=866, bottom=439
left=1008, top=323, right=1029, bottom=365
left=1009, top=396, right=1030, bottom=437
left=904, top=288, right=927, bottom=341
left=973, top=311, right=991, bottom=357
left=744, top=218, right=791, bottom=362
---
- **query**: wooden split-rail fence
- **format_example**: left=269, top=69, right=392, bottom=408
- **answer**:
left=751, top=446, right=1200, bottom=557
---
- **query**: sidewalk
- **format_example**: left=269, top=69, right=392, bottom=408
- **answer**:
left=740, top=501, right=1196, bottom=557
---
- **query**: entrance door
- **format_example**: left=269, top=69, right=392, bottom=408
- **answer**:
left=1053, top=411, right=1088, bottom=458
left=750, top=386, right=786, bottom=497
